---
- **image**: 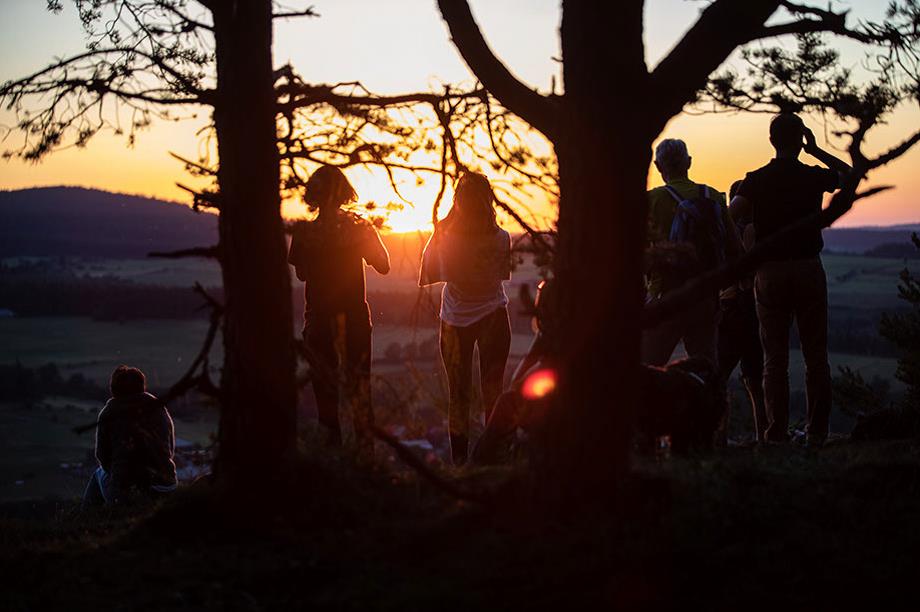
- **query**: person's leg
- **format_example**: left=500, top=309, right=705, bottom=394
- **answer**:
left=440, top=320, right=476, bottom=465
left=345, top=309, right=375, bottom=461
left=682, top=297, right=719, bottom=364
left=476, top=307, right=512, bottom=425
left=715, top=297, right=746, bottom=443
left=756, top=265, right=794, bottom=442
left=641, top=313, right=684, bottom=366
left=738, top=291, right=767, bottom=442
left=82, top=467, right=107, bottom=507
left=793, top=259, right=832, bottom=446
left=471, top=390, right=521, bottom=464
left=305, top=317, right=342, bottom=446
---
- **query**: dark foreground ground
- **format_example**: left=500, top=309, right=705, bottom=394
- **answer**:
left=2, top=440, right=920, bottom=611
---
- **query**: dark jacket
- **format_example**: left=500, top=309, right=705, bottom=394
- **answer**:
left=288, top=212, right=390, bottom=327
left=95, top=392, right=177, bottom=497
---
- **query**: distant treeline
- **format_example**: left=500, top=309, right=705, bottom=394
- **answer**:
left=0, top=264, right=534, bottom=332
left=863, top=242, right=920, bottom=259
left=0, top=274, right=216, bottom=320
left=0, top=362, right=107, bottom=403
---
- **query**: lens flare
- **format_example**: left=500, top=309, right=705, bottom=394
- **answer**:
left=521, top=368, right=557, bottom=400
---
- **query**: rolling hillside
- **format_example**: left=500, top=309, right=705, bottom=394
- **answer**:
left=0, top=187, right=217, bottom=258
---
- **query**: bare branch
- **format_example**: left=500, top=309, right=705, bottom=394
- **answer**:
left=649, top=0, right=782, bottom=134
left=436, top=0, right=557, bottom=138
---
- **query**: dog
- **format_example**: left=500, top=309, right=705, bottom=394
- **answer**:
left=471, top=356, right=725, bottom=464
left=636, top=356, right=726, bottom=453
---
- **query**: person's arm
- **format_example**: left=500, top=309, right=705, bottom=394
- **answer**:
left=803, top=126, right=851, bottom=180
left=646, top=192, right=666, bottom=245
left=288, top=230, right=307, bottom=282
left=721, top=195, right=744, bottom=261
left=510, top=333, right=545, bottom=387
left=729, top=194, right=751, bottom=226
left=418, top=228, right=444, bottom=286
left=498, top=230, right=512, bottom=281
left=363, top=225, right=391, bottom=275
left=95, top=402, right=112, bottom=471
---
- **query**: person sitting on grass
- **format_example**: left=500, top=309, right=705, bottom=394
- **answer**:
left=83, top=365, right=177, bottom=506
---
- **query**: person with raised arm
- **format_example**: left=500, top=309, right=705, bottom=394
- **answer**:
left=730, top=113, right=851, bottom=448
left=289, top=165, right=390, bottom=460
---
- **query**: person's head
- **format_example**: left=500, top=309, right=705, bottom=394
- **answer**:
left=303, top=165, right=357, bottom=214
left=769, top=113, right=805, bottom=157
left=654, top=139, right=692, bottom=182
left=110, top=365, right=146, bottom=398
left=447, top=171, right=498, bottom=233
left=729, top=179, right=744, bottom=200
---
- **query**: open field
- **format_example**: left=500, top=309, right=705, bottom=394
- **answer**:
left=0, top=400, right=216, bottom=503
left=0, top=250, right=913, bottom=504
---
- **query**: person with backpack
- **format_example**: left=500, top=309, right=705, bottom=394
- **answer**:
left=419, top=172, right=512, bottom=465
left=730, top=114, right=850, bottom=448
left=289, top=165, right=391, bottom=460
left=643, top=138, right=741, bottom=366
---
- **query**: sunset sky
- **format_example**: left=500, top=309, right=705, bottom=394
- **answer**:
left=1, top=0, right=918, bottom=231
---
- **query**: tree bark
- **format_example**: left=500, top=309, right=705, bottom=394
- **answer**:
left=536, top=1, right=651, bottom=507
left=212, top=1, right=297, bottom=484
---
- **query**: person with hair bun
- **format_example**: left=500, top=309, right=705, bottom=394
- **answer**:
left=420, top=172, right=512, bottom=465
left=289, top=165, right=390, bottom=459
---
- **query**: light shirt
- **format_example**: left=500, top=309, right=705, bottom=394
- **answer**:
left=419, top=226, right=511, bottom=327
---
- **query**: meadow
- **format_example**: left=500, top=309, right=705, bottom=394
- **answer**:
left=0, top=250, right=915, bottom=502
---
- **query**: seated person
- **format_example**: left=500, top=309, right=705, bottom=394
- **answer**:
left=472, top=279, right=555, bottom=465
left=83, top=366, right=177, bottom=505
left=471, top=280, right=725, bottom=463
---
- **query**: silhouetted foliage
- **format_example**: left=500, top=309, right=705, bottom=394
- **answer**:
left=437, top=0, right=920, bottom=507
left=880, top=233, right=920, bottom=408
left=864, top=242, right=920, bottom=259
left=0, top=362, right=107, bottom=403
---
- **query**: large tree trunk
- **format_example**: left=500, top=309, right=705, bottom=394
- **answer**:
left=537, top=1, right=651, bottom=506
left=212, top=1, right=297, bottom=484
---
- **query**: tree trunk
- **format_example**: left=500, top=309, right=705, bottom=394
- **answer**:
left=537, top=1, right=651, bottom=507
left=212, top=1, right=297, bottom=484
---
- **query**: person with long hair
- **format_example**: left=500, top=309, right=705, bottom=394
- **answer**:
left=419, top=172, right=512, bottom=465
left=288, top=165, right=390, bottom=460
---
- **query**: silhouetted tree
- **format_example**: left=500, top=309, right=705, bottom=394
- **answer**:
left=1, top=1, right=555, bottom=486
left=881, top=233, right=920, bottom=408
left=437, top=0, right=920, bottom=506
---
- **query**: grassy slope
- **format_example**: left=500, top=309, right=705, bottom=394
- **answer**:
left=2, top=440, right=919, bottom=610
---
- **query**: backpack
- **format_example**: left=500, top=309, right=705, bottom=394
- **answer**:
left=665, top=185, right=726, bottom=271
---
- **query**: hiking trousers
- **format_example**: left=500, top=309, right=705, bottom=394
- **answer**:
left=641, top=296, right=719, bottom=366
left=755, top=257, right=831, bottom=444
left=718, top=291, right=767, bottom=441
left=304, top=307, right=374, bottom=458
left=440, top=307, right=511, bottom=465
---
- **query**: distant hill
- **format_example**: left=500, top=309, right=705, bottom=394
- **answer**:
left=823, top=226, right=920, bottom=254
left=2, top=186, right=917, bottom=259
left=0, top=187, right=217, bottom=258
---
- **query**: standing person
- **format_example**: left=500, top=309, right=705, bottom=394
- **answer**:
left=83, top=366, right=177, bottom=506
left=731, top=113, right=850, bottom=447
left=420, top=172, right=512, bottom=465
left=288, top=165, right=390, bottom=460
left=719, top=180, right=767, bottom=442
left=643, top=138, right=742, bottom=366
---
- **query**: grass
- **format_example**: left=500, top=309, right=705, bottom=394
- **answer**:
left=2, top=439, right=919, bottom=610
left=0, top=401, right=216, bottom=502
left=823, top=253, right=920, bottom=310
